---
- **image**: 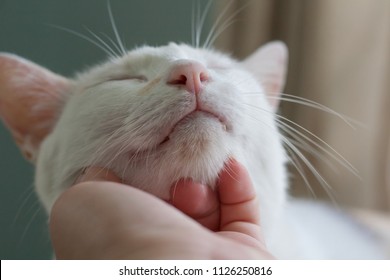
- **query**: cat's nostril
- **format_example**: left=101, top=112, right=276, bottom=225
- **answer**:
left=167, top=61, right=209, bottom=94
left=170, top=74, right=188, bottom=86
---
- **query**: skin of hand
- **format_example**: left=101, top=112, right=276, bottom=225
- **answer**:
left=49, top=158, right=275, bottom=259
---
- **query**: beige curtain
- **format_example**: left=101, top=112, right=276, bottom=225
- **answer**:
left=215, top=0, right=390, bottom=212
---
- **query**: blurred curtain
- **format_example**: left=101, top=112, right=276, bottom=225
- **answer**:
left=215, top=0, right=390, bottom=212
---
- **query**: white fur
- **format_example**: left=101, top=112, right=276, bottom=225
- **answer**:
left=36, top=43, right=288, bottom=238
left=32, top=43, right=385, bottom=259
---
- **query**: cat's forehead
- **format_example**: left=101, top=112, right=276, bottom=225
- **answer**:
left=122, top=42, right=235, bottom=67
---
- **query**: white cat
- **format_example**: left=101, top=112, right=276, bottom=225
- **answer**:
left=0, top=41, right=386, bottom=259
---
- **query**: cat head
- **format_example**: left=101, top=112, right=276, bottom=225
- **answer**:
left=0, top=42, right=288, bottom=236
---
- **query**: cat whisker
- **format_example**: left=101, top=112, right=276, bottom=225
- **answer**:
left=48, top=2, right=127, bottom=59
left=243, top=101, right=359, bottom=177
left=107, top=0, right=127, bottom=55
left=47, top=24, right=117, bottom=58
left=194, top=0, right=213, bottom=48
left=221, top=159, right=242, bottom=185
left=280, top=133, right=338, bottom=204
left=128, top=139, right=155, bottom=163
left=203, top=0, right=235, bottom=49
left=89, top=97, right=173, bottom=169
left=206, top=18, right=239, bottom=50
left=204, top=16, right=241, bottom=50
left=242, top=105, right=339, bottom=202
left=121, top=155, right=132, bottom=180
left=112, top=117, right=161, bottom=161
left=284, top=140, right=318, bottom=198
left=277, top=123, right=343, bottom=197
left=102, top=131, right=145, bottom=169
left=83, top=26, right=120, bottom=58
left=282, top=93, right=365, bottom=128
left=203, top=1, right=249, bottom=49
left=287, top=137, right=340, bottom=174
left=100, top=32, right=125, bottom=57
left=17, top=202, right=43, bottom=249
left=279, top=97, right=358, bottom=129
left=11, top=184, right=36, bottom=229
left=87, top=123, right=128, bottom=166
left=243, top=109, right=321, bottom=197
left=120, top=148, right=143, bottom=181
left=243, top=91, right=362, bottom=129
left=191, top=1, right=196, bottom=47
left=88, top=102, right=153, bottom=164
left=274, top=114, right=360, bottom=177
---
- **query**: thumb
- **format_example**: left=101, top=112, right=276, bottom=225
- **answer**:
left=217, top=158, right=264, bottom=244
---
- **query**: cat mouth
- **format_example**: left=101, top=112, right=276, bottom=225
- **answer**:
left=126, top=109, right=229, bottom=159
left=158, top=109, right=230, bottom=146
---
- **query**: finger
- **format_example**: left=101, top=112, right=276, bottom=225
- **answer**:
left=74, top=167, right=122, bottom=184
left=170, top=179, right=220, bottom=231
left=50, top=180, right=208, bottom=259
left=50, top=181, right=128, bottom=259
left=217, top=158, right=262, bottom=241
left=50, top=180, right=178, bottom=259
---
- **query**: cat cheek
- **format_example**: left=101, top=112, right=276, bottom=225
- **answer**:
left=137, top=78, right=161, bottom=95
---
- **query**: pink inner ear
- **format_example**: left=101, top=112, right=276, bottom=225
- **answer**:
left=241, top=41, right=288, bottom=111
left=0, top=53, right=70, bottom=162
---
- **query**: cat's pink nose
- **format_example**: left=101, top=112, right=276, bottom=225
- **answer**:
left=167, top=60, right=209, bottom=94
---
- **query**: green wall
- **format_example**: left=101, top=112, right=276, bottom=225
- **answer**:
left=0, top=0, right=212, bottom=259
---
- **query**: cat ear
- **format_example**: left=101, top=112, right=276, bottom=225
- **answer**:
left=0, top=53, right=70, bottom=162
left=241, top=41, right=288, bottom=110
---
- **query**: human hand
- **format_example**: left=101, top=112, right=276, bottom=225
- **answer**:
left=49, top=159, right=275, bottom=259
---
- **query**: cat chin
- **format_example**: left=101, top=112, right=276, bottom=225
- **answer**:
left=116, top=130, right=232, bottom=200
left=165, top=112, right=229, bottom=151
left=125, top=154, right=228, bottom=201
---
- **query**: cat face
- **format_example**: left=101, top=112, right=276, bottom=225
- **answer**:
left=0, top=41, right=288, bottom=238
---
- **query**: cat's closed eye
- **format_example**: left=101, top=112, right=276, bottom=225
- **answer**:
left=108, top=75, right=148, bottom=82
